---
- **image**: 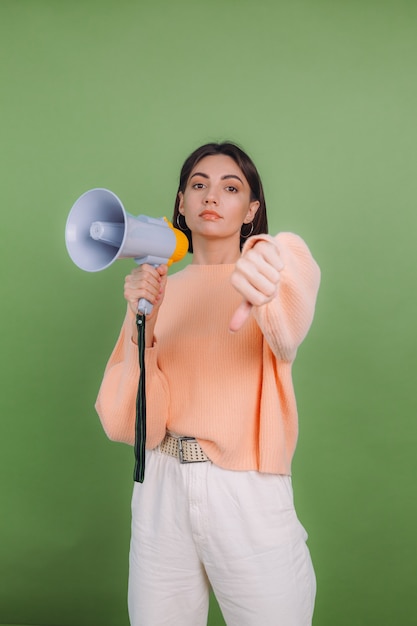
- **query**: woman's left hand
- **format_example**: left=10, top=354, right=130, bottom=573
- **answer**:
left=229, top=239, right=284, bottom=332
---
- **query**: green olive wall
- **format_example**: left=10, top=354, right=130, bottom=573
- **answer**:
left=1, top=1, right=416, bottom=624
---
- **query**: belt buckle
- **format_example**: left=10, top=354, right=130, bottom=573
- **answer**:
left=178, top=436, right=195, bottom=464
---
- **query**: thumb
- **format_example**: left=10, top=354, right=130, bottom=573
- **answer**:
left=229, top=300, right=253, bottom=333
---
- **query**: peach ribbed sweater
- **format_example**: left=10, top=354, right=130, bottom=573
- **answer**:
left=95, top=232, right=320, bottom=475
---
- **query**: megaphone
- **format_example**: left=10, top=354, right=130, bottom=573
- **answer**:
left=65, top=188, right=189, bottom=314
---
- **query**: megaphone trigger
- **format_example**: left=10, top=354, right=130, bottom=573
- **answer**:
left=65, top=188, right=189, bottom=314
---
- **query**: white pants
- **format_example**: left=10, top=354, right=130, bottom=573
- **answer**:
left=128, top=448, right=316, bottom=626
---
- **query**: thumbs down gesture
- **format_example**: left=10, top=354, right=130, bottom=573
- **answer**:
left=229, top=236, right=284, bottom=333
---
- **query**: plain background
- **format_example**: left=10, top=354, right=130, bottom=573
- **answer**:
left=1, top=1, right=416, bottom=625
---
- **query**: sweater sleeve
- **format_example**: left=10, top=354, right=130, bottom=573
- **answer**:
left=95, top=307, right=169, bottom=446
left=241, top=232, right=321, bottom=361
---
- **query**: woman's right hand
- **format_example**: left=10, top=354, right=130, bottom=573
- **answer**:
left=124, top=263, right=168, bottom=319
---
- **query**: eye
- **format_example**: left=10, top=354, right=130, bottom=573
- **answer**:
left=192, top=182, right=205, bottom=189
left=225, top=185, right=238, bottom=193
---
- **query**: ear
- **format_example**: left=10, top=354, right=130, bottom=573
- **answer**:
left=243, top=200, right=260, bottom=224
left=178, top=191, right=184, bottom=214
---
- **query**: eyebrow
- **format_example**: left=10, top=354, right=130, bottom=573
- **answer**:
left=190, top=172, right=244, bottom=184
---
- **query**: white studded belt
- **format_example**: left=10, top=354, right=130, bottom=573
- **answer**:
left=159, top=433, right=211, bottom=464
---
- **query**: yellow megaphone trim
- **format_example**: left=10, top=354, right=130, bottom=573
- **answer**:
left=163, top=217, right=189, bottom=266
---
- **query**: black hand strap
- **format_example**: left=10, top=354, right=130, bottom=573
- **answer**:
left=133, top=313, right=146, bottom=483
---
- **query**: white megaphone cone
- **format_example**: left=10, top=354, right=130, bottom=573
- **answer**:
left=65, top=188, right=189, bottom=314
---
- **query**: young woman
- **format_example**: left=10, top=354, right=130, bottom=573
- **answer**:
left=95, top=142, right=321, bottom=626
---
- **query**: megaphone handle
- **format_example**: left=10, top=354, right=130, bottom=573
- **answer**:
left=135, top=256, right=170, bottom=316
left=138, top=298, right=153, bottom=316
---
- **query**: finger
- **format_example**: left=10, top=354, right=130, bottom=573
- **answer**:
left=156, top=264, right=168, bottom=277
left=126, top=266, right=160, bottom=291
left=124, top=277, right=160, bottom=310
left=231, top=268, right=278, bottom=308
left=242, top=249, right=283, bottom=282
left=229, top=300, right=252, bottom=333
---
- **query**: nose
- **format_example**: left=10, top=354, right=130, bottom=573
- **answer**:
left=204, top=187, right=218, bottom=205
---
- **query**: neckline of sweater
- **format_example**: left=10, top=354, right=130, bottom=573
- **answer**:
left=182, top=262, right=236, bottom=272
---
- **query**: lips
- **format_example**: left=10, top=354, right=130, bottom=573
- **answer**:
left=200, top=210, right=222, bottom=220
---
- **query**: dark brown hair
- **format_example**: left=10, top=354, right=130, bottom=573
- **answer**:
left=172, top=141, right=268, bottom=252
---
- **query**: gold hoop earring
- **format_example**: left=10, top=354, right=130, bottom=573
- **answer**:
left=176, top=213, right=188, bottom=231
left=241, top=222, right=254, bottom=238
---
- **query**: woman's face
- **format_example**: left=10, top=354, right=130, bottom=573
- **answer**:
left=178, top=154, right=259, bottom=249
